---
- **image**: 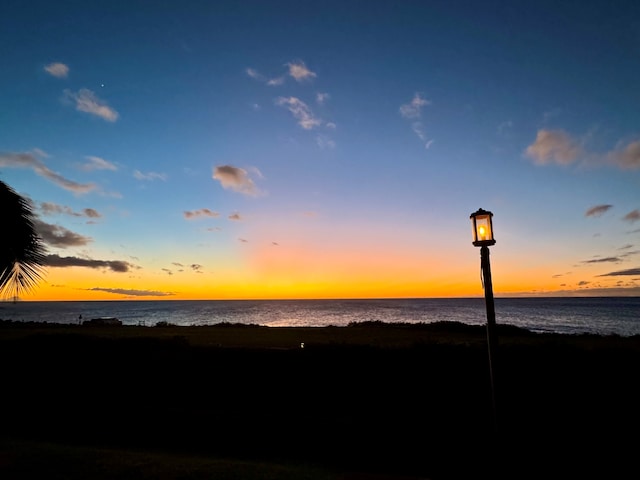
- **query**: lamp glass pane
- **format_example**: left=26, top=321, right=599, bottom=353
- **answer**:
left=475, top=215, right=492, bottom=242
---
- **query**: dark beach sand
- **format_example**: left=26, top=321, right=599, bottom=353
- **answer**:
left=1, top=320, right=639, bottom=479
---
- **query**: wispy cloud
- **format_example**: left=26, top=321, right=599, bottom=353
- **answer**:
left=246, top=67, right=262, bottom=80
left=81, top=156, right=117, bottom=171
left=39, top=202, right=101, bottom=219
left=287, top=60, right=316, bottom=82
left=228, top=213, right=242, bottom=221
left=597, top=267, right=640, bottom=277
left=399, top=93, right=430, bottom=119
left=34, top=220, right=92, bottom=247
left=585, top=204, right=613, bottom=217
left=267, top=77, right=285, bottom=86
left=213, top=165, right=261, bottom=196
left=608, top=140, right=640, bottom=169
left=46, top=254, right=134, bottom=272
left=63, top=88, right=119, bottom=122
left=581, top=256, right=623, bottom=264
left=0, top=151, right=97, bottom=194
left=245, top=67, right=284, bottom=86
left=316, top=134, right=336, bottom=149
left=133, top=170, right=167, bottom=181
left=316, top=92, right=330, bottom=105
left=86, top=287, right=174, bottom=297
left=526, top=130, right=640, bottom=170
left=525, top=129, right=582, bottom=165
left=275, top=96, right=322, bottom=130
left=399, top=93, right=432, bottom=149
left=623, top=209, right=640, bottom=223
left=44, top=62, right=69, bottom=78
left=183, top=208, right=220, bottom=219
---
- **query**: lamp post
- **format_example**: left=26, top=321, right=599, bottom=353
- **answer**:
left=470, top=208, right=498, bottom=434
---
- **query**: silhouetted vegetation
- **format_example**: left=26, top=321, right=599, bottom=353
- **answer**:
left=1, top=320, right=639, bottom=479
left=0, top=180, right=46, bottom=299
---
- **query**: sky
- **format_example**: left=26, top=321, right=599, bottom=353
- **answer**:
left=1, top=0, right=640, bottom=301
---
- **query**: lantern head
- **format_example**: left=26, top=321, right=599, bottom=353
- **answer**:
left=470, top=208, right=496, bottom=247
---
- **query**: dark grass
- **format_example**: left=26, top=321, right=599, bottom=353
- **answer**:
left=2, top=320, right=640, bottom=479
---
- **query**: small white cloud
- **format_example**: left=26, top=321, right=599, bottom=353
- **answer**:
left=525, top=129, right=581, bottom=166
left=64, top=88, right=119, bottom=122
left=399, top=93, right=430, bottom=119
left=287, top=60, right=316, bottom=82
left=213, top=165, right=260, bottom=196
left=44, top=62, right=69, bottom=78
left=275, top=96, right=322, bottom=130
left=133, top=170, right=167, bottom=181
left=325, top=122, right=337, bottom=130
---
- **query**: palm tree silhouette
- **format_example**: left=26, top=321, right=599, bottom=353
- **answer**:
left=0, top=180, right=46, bottom=300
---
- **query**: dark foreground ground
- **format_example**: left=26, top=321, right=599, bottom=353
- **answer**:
left=1, top=320, right=640, bottom=479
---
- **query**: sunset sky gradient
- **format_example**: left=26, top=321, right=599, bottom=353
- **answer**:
left=1, top=0, right=639, bottom=300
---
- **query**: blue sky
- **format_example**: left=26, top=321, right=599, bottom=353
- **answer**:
left=1, top=0, right=639, bottom=300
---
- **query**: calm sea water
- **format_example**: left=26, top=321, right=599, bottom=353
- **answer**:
left=1, top=297, right=639, bottom=337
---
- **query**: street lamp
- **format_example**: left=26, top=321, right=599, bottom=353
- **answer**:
left=470, top=208, right=498, bottom=433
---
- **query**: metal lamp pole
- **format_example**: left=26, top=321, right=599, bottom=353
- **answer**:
left=470, top=208, right=498, bottom=434
left=480, top=244, right=498, bottom=434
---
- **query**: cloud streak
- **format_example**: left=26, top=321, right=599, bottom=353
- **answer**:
left=276, top=96, right=322, bottom=129
left=0, top=151, right=97, bottom=193
left=133, top=170, right=167, bottom=181
left=525, top=130, right=640, bottom=170
left=82, top=156, right=117, bottom=171
left=86, top=287, right=175, bottom=297
left=35, top=220, right=92, bottom=247
left=245, top=67, right=284, bottom=86
left=45, top=254, right=135, bottom=272
left=585, top=205, right=613, bottom=217
left=39, top=202, right=101, bottom=219
left=597, top=267, right=640, bottom=277
left=64, top=88, right=119, bottom=122
left=399, top=93, right=432, bottom=149
left=184, top=208, right=220, bottom=219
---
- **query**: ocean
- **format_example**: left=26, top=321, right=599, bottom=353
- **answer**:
left=1, top=297, right=639, bottom=337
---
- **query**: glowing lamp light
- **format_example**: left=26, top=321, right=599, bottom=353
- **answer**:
left=470, top=208, right=496, bottom=247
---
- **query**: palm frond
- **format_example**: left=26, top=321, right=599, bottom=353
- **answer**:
left=0, top=180, right=47, bottom=299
